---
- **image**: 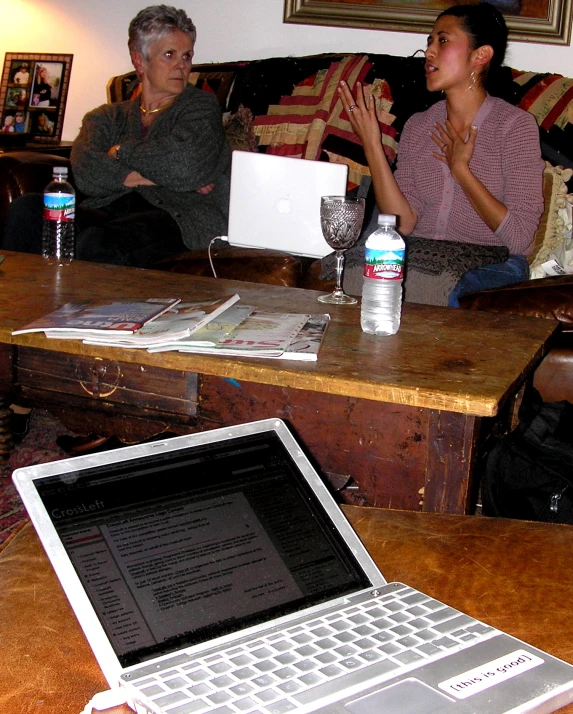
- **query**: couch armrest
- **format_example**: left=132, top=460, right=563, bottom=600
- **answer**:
left=0, top=152, right=71, bottom=236
left=532, top=332, right=573, bottom=402
left=155, top=247, right=308, bottom=288
left=458, top=275, right=573, bottom=331
left=155, top=248, right=337, bottom=290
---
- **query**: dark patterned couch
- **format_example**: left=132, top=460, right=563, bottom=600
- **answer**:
left=3, top=52, right=573, bottom=286
left=107, top=53, right=573, bottom=178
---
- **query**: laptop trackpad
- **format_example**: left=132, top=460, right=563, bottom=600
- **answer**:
left=346, top=679, right=452, bottom=714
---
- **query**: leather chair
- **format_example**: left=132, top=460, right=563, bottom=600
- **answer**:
left=459, top=275, right=573, bottom=403
left=0, top=152, right=71, bottom=237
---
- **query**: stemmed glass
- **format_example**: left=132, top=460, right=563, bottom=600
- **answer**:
left=318, top=196, right=365, bottom=305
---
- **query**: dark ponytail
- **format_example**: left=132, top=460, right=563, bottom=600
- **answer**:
left=437, top=3, right=508, bottom=92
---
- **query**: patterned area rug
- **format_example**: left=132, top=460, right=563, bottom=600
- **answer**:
left=0, top=410, right=76, bottom=549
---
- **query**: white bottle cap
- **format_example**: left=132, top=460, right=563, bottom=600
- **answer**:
left=377, top=214, right=396, bottom=225
left=53, top=166, right=68, bottom=177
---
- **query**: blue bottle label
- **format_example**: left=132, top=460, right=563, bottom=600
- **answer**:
left=364, top=247, right=405, bottom=280
left=44, top=192, right=75, bottom=222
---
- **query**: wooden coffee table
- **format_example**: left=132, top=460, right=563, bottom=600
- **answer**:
left=2, top=509, right=573, bottom=714
left=0, top=251, right=557, bottom=513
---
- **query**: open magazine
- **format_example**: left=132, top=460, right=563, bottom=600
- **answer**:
left=77, top=296, right=241, bottom=348
left=143, top=304, right=256, bottom=350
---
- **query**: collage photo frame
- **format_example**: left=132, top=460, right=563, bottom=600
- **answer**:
left=0, top=53, right=73, bottom=144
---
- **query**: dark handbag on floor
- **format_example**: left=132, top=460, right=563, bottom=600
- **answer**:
left=482, top=387, right=573, bottom=523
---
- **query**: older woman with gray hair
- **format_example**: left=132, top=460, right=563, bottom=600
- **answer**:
left=3, top=5, right=230, bottom=268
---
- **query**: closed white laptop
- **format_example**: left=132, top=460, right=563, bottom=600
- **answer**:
left=226, top=151, right=348, bottom=259
left=12, top=419, right=573, bottom=714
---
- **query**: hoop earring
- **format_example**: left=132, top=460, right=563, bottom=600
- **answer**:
left=465, top=70, right=477, bottom=92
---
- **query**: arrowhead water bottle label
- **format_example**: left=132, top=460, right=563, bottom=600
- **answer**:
left=364, top=247, right=405, bottom=280
left=43, top=192, right=75, bottom=222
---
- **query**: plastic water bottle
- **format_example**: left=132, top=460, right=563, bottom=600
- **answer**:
left=42, top=166, right=75, bottom=263
left=360, top=214, right=405, bottom=335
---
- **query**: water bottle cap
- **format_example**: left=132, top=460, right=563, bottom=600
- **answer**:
left=53, top=166, right=68, bottom=177
left=377, top=214, right=396, bottom=226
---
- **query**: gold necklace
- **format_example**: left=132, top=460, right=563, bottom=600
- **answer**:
left=140, top=100, right=174, bottom=115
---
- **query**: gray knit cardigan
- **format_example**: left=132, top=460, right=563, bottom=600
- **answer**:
left=70, top=84, right=231, bottom=251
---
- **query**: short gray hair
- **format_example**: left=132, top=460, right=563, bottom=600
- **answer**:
left=128, top=5, right=196, bottom=59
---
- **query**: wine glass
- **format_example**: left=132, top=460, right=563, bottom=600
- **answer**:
left=318, top=196, right=365, bottom=305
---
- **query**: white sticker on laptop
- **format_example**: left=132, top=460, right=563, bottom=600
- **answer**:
left=438, top=650, right=544, bottom=699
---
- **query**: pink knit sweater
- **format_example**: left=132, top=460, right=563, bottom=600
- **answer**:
left=394, top=95, right=545, bottom=255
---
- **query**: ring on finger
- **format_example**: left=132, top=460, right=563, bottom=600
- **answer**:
left=348, top=104, right=357, bottom=112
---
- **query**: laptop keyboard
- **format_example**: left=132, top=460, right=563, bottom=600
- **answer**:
left=125, top=584, right=498, bottom=714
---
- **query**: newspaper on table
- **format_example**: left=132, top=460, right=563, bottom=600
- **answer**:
left=27, top=296, right=330, bottom=362
left=152, top=312, right=330, bottom=362
left=277, top=314, right=330, bottom=361
left=151, top=312, right=309, bottom=357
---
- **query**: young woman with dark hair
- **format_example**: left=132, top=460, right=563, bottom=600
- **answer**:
left=339, top=3, right=544, bottom=306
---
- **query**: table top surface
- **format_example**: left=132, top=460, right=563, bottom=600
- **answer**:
left=1, top=508, right=572, bottom=714
left=0, top=251, right=558, bottom=416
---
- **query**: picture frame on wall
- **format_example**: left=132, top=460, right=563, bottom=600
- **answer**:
left=0, top=53, right=73, bottom=144
left=284, top=0, right=572, bottom=46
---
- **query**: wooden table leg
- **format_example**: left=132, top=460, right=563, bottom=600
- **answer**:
left=0, top=399, right=13, bottom=460
left=422, top=410, right=480, bottom=514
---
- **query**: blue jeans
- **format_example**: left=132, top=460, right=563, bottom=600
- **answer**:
left=448, top=255, right=530, bottom=308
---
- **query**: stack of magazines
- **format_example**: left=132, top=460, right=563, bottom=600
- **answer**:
left=12, top=296, right=330, bottom=362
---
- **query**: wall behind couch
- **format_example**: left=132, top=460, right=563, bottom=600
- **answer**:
left=2, top=0, right=573, bottom=141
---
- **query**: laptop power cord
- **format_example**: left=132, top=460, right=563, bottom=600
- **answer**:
left=208, top=235, right=228, bottom=278
left=80, top=688, right=132, bottom=713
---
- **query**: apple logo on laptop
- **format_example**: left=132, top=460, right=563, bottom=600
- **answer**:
left=276, top=196, right=292, bottom=214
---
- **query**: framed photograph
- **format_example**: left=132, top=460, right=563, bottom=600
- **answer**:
left=284, top=0, right=573, bottom=45
left=0, top=53, right=73, bottom=144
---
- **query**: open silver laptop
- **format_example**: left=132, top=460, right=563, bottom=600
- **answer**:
left=226, top=151, right=348, bottom=259
left=13, top=419, right=573, bottom=714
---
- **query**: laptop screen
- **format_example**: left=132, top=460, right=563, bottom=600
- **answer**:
left=33, top=431, right=371, bottom=667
